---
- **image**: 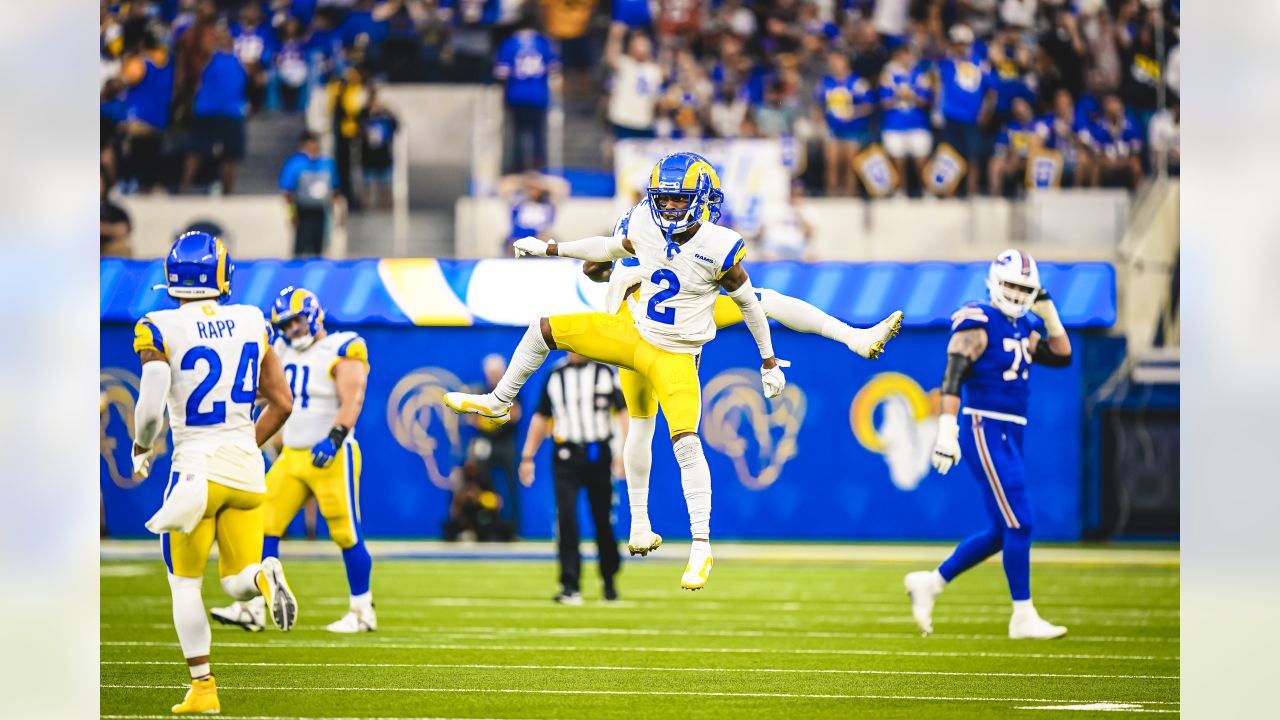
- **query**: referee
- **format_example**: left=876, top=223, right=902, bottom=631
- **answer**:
left=519, top=353, right=628, bottom=604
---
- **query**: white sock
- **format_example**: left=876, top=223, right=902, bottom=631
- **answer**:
left=168, top=574, right=211, bottom=662
left=673, top=435, right=711, bottom=540
left=1012, top=599, right=1036, bottom=618
left=219, top=563, right=263, bottom=601
left=494, top=323, right=550, bottom=403
left=930, top=569, right=948, bottom=591
left=759, top=289, right=856, bottom=344
left=351, top=591, right=374, bottom=611
left=625, top=415, right=657, bottom=534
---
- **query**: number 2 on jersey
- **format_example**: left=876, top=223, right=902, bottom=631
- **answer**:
left=1002, top=337, right=1032, bottom=381
left=646, top=269, right=680, bottom=325
left=183, top=343, right=260, bottom=426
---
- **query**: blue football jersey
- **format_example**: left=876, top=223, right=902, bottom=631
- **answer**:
left=950, top=302, right=1044, bottom=421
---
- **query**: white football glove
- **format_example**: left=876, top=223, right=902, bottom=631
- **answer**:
left=932, top=414, right=961, bottom=475
left=512, top=236, right=552, bottom=258
left=132, top=444, right=155, bottom=480
left=1031, top=289, right=1066, bottom=337
left=761, top=359, right=791, bottom=399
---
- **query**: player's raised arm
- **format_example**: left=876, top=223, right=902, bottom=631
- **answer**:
left=932, top=327, right=988, bottom=474
left=255, top=344, right=294, bottom=448
left=513, top=234, right=635, bottom=261
left=718, top=262, right=786, bottom=399
left=1029, top=290, right=1072, bottom=365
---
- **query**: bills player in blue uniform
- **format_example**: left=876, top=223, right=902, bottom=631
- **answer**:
left=905, top=249, right=1073, bottom=640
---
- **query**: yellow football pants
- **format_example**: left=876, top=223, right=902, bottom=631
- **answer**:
left=608, top=296, right=745, bottom=428
left=162, top=477, right=264, bottom=579
left=263, top=441, right=363, bottom=549
left=549, top=309, right=702, bottom=437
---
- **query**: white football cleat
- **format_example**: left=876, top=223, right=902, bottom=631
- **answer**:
left=1009, top=612, right=1068, bottom=640
left=904, top=570, right=944, bottom=636
left=848, top=310, right=904, bottom=359
left=256, top=557, right=299, bottom=632
left=443, top=391, right=512, bottom=422
left=627, top=528, right=662, bottom=557
left=210, top=597, right=265, bottom=632
left=680, top=541, right=714, bottom=591
left=326, top=605, right=377, bottom=633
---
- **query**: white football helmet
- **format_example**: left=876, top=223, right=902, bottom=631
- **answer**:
left=987, top=249, right=1040, bottom=319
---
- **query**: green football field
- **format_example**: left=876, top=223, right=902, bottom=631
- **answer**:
left=101, top=542, right=1179, bottom=719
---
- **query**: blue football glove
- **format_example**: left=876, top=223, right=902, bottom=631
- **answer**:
left=311, top=425, right=350, bottom=468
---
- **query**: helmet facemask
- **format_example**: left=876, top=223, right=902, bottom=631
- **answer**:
left=988, top=278, right=1038, bottom=318
left=275, top=313, right=318, bottom=351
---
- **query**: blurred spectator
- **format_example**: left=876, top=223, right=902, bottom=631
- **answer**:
left=937, top=24, right=996, bottom=197
left=1147, top=99, right=1179, bottom=178
left=328, top=65, right=369, bottom=208
left=879, top=43, right=933, bottom=195
left=988, top=97, right=1036, bottom=197
left=758, top=182, right=816, bottom=261
left=443, top=459, right=509, bottom=542
left=230, top=1, right=277, bottom=112
left=374, top=0, right=430, bottom=82
left=359, top=87, right=400, bottom=209
left=709, top=83, right=748, bottom=139
left=499, top=171, right=569, bottom=248
left=441, top=0, right=502, bottom=84
left=712, top=0, right=757, bottom=39
left=849, top=20, right=890, bottom=86
left=495, top=26, right=561, bottom=173
left=1032, top=88, right=1093, bottom=188
left=1083, top=2, right=1123, bottom=96
left=540, top=0, right=598, bottom=102
left=1085, top=93, right=1143, bottom=190
left=999, top=0, right=1038, bottom=31
left=173, top=0, right=220, bottom=120
left=754, top=80, right=799, bottom=139
left=275, top=15, right=314, bottom=111
left=279, top=131, right=343, bottom=257
left=1121, top=21, right=1163, bottom=135
left=814, top=52, right=874, bottom=197
left=1039, top=3, right=1086, bottom=98
left=988, top=27, right=1036, bottom=126
left=342, top=0, right=392, bottom=59
left=109, top=30, right=175, bottom=194
left=100, top=166, right=132, bottom=258
left=956, top=0, right=999, bottom=39
left=466, top=354, right=523, bottom=535
left=605, top=23, right=663, bottom=141
left=612, top=0, right=652, bottom=29
left=659, top=50, right=713, bottom=140
left=871, top=0, right=910, bottom=41
left=1165, top=42, right=1179, bottom=98
left=183, top=26, right=249, bottom=194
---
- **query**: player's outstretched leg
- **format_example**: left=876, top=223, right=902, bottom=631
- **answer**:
left=624, top=415, right=662, bottom=556
left=445, top=321, right=550, bottom=420
left=1002, top=517, right=1067, bottom=640
left=905, top=525, right=1002, bottom=636
left=758, top=289, right=903, bottom=359
left=674, top=434, right=714, bottom=590
left=168, top=573, right=220, bottom=714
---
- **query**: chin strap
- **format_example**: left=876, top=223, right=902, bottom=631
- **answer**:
left=662, top=226, right=682, bottom=258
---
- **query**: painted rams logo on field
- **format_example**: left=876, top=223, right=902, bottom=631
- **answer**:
left=100, top=367, right=169, bottom=489
left=387, top=367, right=466, bottom=490
left=702, top=369, right=806, bottom=490
left=850, top=373, right=938, bottom=492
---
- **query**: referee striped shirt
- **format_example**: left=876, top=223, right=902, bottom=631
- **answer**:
left=536, top=360, right=625, bottom=446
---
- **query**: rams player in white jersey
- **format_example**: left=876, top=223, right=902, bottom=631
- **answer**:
left=581, top=214, right=903, bottom=558
left=130, top=231, right=298, bottom=714
left=212, top=286, right=376, bottom=633
left=446, top=153, right=785, bottom=591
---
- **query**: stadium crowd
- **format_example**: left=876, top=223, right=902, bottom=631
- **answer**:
left=101, top=1, right=1179, bottom=203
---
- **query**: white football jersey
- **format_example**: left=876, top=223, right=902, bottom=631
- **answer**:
left=134, top=301, right=270, bottom=492
left=613, top=200, right=747, bottom=354
left=274, top=331, right=369, bottom=449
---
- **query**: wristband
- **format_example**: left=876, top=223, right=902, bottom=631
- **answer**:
left=327, top=424, right=350, bottom=447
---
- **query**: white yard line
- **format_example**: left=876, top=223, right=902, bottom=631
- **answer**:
left=100, top=640, right=1178, bottom=662
left=100, top=684, right=1181, bottom=706
left=101, top=659, right=1180, bottom=680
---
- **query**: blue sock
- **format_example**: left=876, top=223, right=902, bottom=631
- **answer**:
left=1002, top=526, right=1033, bottom=601
left=262, top=535, right=281, bottom=560
left=937, top=527, right=1003, bottom=583
left=342, top=538, right=372, bottom=597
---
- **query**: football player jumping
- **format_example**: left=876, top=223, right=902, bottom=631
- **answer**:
left=579, top=175, right=903, bottom=560
left=445, top=153, right=785, bottom=591
left=905, top=249, right=1073, bottom=639
left=212, top=287, right=376, bottom=633
left=131, top=232, right=299, bottom=714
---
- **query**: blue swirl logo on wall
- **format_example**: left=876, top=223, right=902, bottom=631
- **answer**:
left=100, top=368, right=169, bottom=489
left=849, top=372, right=938, bottom=492
left=386, top=367, right=466, bottom=490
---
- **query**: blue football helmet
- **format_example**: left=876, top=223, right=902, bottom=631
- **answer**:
left=163, top=231, right=232, bottom=300
left=271, top=286, right=325, bottom=350
left=646, top=152, right=725, bottom=239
